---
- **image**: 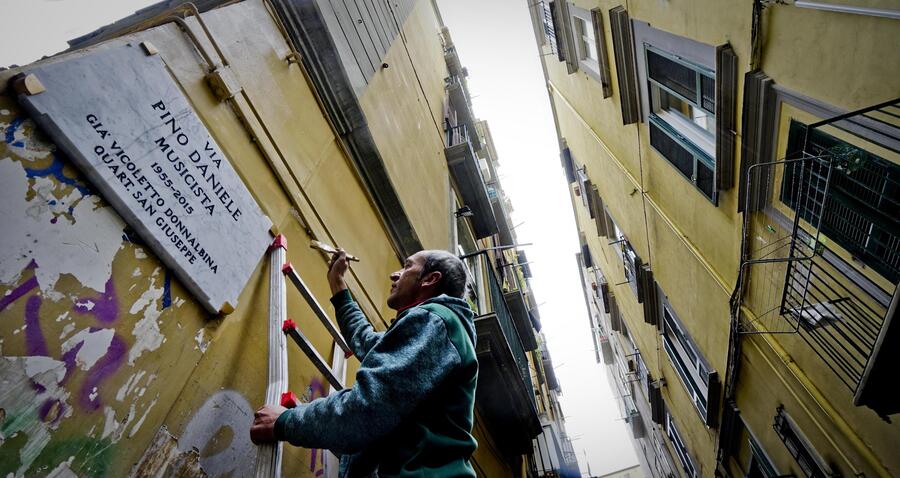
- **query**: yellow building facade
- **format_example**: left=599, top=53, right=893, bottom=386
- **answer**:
left=529, top=1, right=898, bottom=477
left=0, top=0, right=554, bottom=476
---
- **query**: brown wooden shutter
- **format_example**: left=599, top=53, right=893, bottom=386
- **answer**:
left=591, top=8, right=613, bottom=98
left=609, top=6, right=640, bottom=125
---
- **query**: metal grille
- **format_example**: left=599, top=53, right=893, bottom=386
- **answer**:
left=782, top=120, right=900, bottom=283
left=647, top=49, right=697, bottom=102
left=445, top=123, right=469, bottom=148
left=734, top=99, right=898, bottom=397
left=650, top=120, right=694, bottom=178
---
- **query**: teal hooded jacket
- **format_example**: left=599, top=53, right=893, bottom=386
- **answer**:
left=275, top=289, right=479, bottom=477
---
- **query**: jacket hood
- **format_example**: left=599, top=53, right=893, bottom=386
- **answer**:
left=419, top=294, right=477, bottom=347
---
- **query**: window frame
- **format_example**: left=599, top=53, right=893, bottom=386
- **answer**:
left=645, top=44, right=719, bottom=204
left=773, top=406, right=836, bottom=478
left=659, top=288, right=720, bottom=426
left=665, top=410, right=699, bottom=478
left=568, top=6, right=604, bottom=84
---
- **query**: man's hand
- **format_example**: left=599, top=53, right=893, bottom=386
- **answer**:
left=328, top=250, right=350, bottom=295
left=250, top=404, right=287, bottom=444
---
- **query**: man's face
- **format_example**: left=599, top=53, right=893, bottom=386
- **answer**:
left=386, top=252, right=428, bottom=310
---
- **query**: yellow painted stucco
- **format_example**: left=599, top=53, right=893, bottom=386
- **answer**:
left=537, top=0, right=899, bottom=477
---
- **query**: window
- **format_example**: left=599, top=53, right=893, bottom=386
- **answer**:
left=573, top=13, right=598, bottom=62
left=647, top=46, right=718, bottom=202
left=623, top=240, right=644, bottom=301
left=748, top=435, right=780, bottom=478
left=666, top=411, right=699, bottom=477
left=780, top=119, right=900, bottom=283
left=660, top=290, right=720, bottom=426
left=773, top=406, right=836, bottom=478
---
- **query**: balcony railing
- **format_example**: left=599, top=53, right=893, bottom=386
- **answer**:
left=469, top=251, right=536, bottom=407
left=735, top=98, right=899, bottom=418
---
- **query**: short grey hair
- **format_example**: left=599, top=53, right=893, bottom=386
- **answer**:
left=419, top=250, right=469, bottom=299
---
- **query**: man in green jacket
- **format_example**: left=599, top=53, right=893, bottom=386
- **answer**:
left=251, top=249, right=479, bottom=477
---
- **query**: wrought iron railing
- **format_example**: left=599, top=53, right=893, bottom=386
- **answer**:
left=733, top=98, right=899, bottom=398
left=445, top=123, right=470, bottom=148
left=782, top=233, right=891, bottom=392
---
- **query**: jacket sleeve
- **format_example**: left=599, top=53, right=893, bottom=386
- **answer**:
left=330, top=289, right=382, bottom=359
left=274, top=308, right=462, bottom=454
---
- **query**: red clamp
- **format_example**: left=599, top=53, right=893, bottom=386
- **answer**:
left=282, top=319, right=297, bottom=332
left=269, top=234, right=287, bottom=251
left=281, top=262, right=294, bottom=275
left=344, top=350, right=354, bottom=359
left=281, top=391, right=300, bottom=408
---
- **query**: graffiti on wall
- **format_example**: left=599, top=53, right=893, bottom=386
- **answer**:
left=0, top=111, right=204, bottom=477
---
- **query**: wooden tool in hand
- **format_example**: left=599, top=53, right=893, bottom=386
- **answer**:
left=310, top=240, right=361, bottom=262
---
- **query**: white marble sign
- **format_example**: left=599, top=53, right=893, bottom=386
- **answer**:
left=18, top=44, right=272, bottom=314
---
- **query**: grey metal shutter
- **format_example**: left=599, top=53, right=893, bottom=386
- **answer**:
left=715, top=43, right=738, bottom=191
left=737, top=70, right=775, bottom=213
left=561, top=143, right=576, bottom=183
left=593, top=187, right=609, bottom=237
left=609, top=6, right=640, bottom=125
left=640, top=266, right=659, bottom=326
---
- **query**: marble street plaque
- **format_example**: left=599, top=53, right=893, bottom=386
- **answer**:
left=18, top=44, right=272, bottom=314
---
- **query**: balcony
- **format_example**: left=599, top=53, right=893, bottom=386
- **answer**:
left=467, top=251, right=541, bottom=454
left=444, top=45, right=463, bottom=76
left=446, top=124, right=498, bottom=239
left=736, top=98, right=900, bottom=418
left=446, top=75, right=481, bottom=152
left=491, top=189, right=515, bottom=246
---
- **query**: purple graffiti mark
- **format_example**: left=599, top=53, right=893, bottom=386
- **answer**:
left=162, top=269, right=172, bottom=309
left=24, top=295, right=49, bottom=357
left=0, top=275, right=39, bottom=312
left=308, top=378, right=327, bottom=474
left=74, top=278, right=118, bottom=324
left=4, top=117, right=25, bottom=147
left=25, top=153, right=93, bottom=196
left=39, top=398, right=65, bottom=426
left=78, top=334, right=127, bottom=411
left=60, top=341, right=84, bottom=385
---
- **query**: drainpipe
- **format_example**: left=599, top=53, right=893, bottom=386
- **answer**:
left=788, top=0, right=900, bottom=20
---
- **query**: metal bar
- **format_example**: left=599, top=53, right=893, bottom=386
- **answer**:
left=283, top=325, right=344, bottom=391
left=808, top=97, right=900, bottom=128
left=282, top=263, right=353, bottom=357
left=255, top=238, right=289, bottom=478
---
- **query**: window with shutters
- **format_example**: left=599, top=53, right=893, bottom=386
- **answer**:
left=659, top=285, right=720, bottom=426
left=666, top=410, right=699, bottom=478
left=568, top=5, right=611, bottom=91
left=647, top=46, right=718, bottom=202
left=538, top=1, right=558, bottom=54
left=632, top=22, right=737, bottom=204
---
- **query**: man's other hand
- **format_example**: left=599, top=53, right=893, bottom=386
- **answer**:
left=250, top=404, right=287, bottom=444
left=328, top=250, right=350, bottom=295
